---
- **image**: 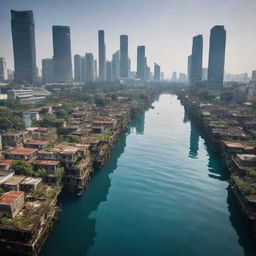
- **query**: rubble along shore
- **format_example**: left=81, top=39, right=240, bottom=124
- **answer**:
left=178, top=91, right=256, bottom=238
left=0, top=90, right=159, bottom=256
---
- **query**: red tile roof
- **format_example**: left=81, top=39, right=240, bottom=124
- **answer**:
left=8, top=147, right=37, bottom=155
left=34, top=160, right=59, bottom=166
left=0, top=191, right=24, bottom=205
left=25, top=140, right=49, bottom=145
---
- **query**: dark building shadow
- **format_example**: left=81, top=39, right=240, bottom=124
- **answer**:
left=130, top=112, right=145, bottom=134
left=227, top=189, right=256, bottom=256
left=40, top=132, right=128, bottom=256
left=183, top=111, right=190, bottom=123
left=188, top=122, right=200, bottom=159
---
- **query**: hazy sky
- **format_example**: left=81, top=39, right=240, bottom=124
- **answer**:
left=0, top=0, right=256, bottom=78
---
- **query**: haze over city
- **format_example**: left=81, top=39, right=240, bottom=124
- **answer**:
left=1, top=0, right=256, bottom=77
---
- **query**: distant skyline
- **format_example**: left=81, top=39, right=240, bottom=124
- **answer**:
left=0, top=0, right=256, bottom=78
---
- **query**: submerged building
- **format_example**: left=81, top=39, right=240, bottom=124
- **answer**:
left=11, top=10, right=37, bottom=84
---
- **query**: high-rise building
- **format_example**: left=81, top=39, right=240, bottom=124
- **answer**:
left=7, top=69, right=14, bottom=81
left=42, top=58, right=54, bottom=83
left=0, top=58, right=8, bottom=81
left=111, top=50, right=120, bottom=81
left=252, top=70, right=256, bottom=82
left=120, top=35, right=128, bottom=78
left=106, top=61, right=112, bottom=82
left=98, top=30, right=106, bottom=81
left=136, top=46, right=146, bottom=80
left=93, top=60, right=97, bottom=81
left=11, top=10, right=37, bottom=84
left=154, top=63, right=160, bottom=81
left=190, top=35, right=203, bottom=86
left=146, top=66, right=152, bottom=81
left=81, top=57, right=86, bottom=82
left=85, top=53, right=94, bottom=82
left=202, top=68, right=208, bottom=81
left=172, top=72, right=177, bottom=82
left=74, top=54, right=82, bottom=82
left=208, top=25, right=226, bottom=87
left=52, top=26, right=72, bottom=82
left=187, top=55, right=192, bottom=81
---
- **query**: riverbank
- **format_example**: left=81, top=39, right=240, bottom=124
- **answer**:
left=178, top=91, right=256, bottom=237
left=0, top=88, right=159, bottom=255
left=41, top=94, right=256, bottom=256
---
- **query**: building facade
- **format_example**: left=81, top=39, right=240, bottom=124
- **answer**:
left=52, top=26, right=73, bottom=82
left=42, top=58, right=54, bottom=83
left=0, top=58, right=8, bottom=81
left=120, top=35, right=129, bottom=78
left=106, top=61, right=112, bottom=82
left=11, top=10, right=37, bottom=84
left=154, top=63, right=160, bottom=81
left=98, top=30, right=106, bottom=81
left=136, top=46, right=146, bottom=80
left=111, top=50, right=120, bottom=81
left=208, top=25, right=226, bottom=87
left=190, top=35, right=203, bottom=86
left=85, top=53, right=94, bottom=82
left=74, top=54, right=82, bottom=82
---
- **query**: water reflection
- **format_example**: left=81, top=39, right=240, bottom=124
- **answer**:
left=227, top=189, right=256, bottom=256
left=40, top=133, right=127, bottom=256
left=188, top=122, right=200, bottom=159
left=130, top=112, right=145, bottom=134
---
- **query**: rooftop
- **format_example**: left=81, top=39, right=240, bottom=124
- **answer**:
left=34, top=160, right=60, bottom=166
left=7, top=147, right=38, bottom=155
left=0, top=191, right=24, bottom=205
left=236, top=154, right=256, bottom=161
left=20, top=177, right=42, bottom=186
left=24, top=140, right=49, bottom=146
left=3, top=175, right=25, bottom=185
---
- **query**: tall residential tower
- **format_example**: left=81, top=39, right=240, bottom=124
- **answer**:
left=52, top=26, right=72, bottom=82
left=11, top=10, right=37, bottom=83
left=98, top=30, right=106, bottom=81
left=120, top=35, right=129, bottom=78
left=208, top=25, right=226, bottom=87
left=190, top=35, right=203, bottom=86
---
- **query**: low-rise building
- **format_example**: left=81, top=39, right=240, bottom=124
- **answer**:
left=33, top=160, right=60, bottom=173
left=20, top=177, right=42, bottom=192
left=1, top=175, right=25, bottom=191
left=0, top=191, right=25, bottom=218
left=5, top=147, right=38, bottom=160
left=24, top=140, right=49, bottom=149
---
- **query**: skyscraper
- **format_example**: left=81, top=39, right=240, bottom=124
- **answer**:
left=120, top=35, right=128, bottom=78
left=81, top=57, right=86, bottom=81
left=136, top=46, right=146, bottom=80
left=42, top=58, right=54, bottom=83
left=190, top=35, right=203, bottom=86
left=208, top=25, right=226, bottom=87
left=0, top=58, right=8, bottom=81
left=85, top=53, right=94, bottom=82
left=11, top=10, right=37, bottom=84
left=106, top=61, right=112, bottom=82
left=52, top=26, right=72, bottom=82
left=93, top=60, right=98, bottom=81
left=187, top=55, right=192, bottom=81
left=111, top=50, right=120, bottom=81
left=154, top=63, right=160, bottom=81
left=74, top=54, right=82, bottom=82
left=252, top=70, right=256, bottom=82
left=98, top=30, right=106, bottom=81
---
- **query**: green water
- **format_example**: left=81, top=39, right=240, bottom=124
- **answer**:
left=41, top=94, right=256, bottom=256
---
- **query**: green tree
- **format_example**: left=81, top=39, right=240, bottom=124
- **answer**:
left=34, top=168, right=47, bottom=178
left=40, top=113, right=57, bottom=127
left=67, top=135, right=81, bottom=143
left=11, top=160, right=33, bottom=176
left=55, top=109, right=69, bottom=119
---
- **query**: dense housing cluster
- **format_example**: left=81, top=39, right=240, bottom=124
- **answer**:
left=179, top=90, right=256, bottom=236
